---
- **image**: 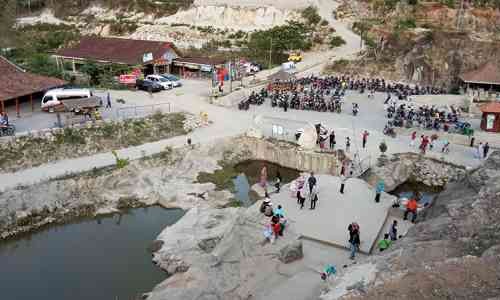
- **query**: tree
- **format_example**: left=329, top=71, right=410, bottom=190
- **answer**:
left=245, top=21, right=312, bottom=66
left=301, top=6, right=322, bottom=26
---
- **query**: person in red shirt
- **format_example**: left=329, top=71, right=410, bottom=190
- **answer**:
left=272, top=220, right=281, bottom=239
left=404, top=198, right=422, bottom=223
left=420, top=136, right=429, bottom=154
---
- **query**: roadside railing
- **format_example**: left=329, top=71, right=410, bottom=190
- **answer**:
left=115, top=102, right=171, bottom=120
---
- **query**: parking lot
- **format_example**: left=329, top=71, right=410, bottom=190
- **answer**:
left=4, top=79, right=210, bottom=133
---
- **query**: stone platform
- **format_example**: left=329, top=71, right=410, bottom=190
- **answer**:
left=269, top=175, right=395, bottom=253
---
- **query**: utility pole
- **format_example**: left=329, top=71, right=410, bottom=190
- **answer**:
left=268, top=37, right=273, bottom=69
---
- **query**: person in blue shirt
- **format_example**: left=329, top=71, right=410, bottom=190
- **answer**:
left=273, top=205, right=284, bottom=218
left=375, top=180, right=385, bottom=203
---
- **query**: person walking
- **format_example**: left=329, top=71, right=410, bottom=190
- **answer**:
left=340, top=175, right=347, bottom=194
left=362, top=130, right=369, bottom=149
left=483, top=142, right=490, bottom=159
left=375, top=180, right=384, bottom=203
left=329, top=130, right=336, bottom=149
left=297, top=188, right=306, bottom=209
left=410, top=131, right=417, bottom=147
left=308, top=172, right=317, bottom=194
left=106, top=92, right=112, bottom=109
left=477, top=142, right=484, bottom=159
left=310, top=186, right=318, bottom=209
left=349, top=227, right=360, bottom=259
left=274, top=170, right=282, bottom=193
left=345, top=137, right=351, bottom=152
left=389, top=220, right=398, bottom=241
left=348, top=222, right=359, bottom=243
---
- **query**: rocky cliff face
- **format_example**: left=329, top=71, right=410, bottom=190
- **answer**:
left=321, top=151, right=500, bottom=299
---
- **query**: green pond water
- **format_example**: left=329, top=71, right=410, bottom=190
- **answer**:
left=0, top=206, right=185, bottom=300
left=232, top=160, right=300, bottom=207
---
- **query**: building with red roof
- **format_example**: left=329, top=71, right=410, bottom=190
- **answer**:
left=0, top=56, right=66, bottom=115
left=460, top=62, right=500, bottom=102
left=54, top=36, right=181, bottom=74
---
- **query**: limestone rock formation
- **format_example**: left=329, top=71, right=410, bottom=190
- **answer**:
left=368, top=153, right=466, bottom=191
left=147, top=201, right=302, bottom=300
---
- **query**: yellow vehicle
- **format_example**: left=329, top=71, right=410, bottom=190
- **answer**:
left=288, top=52, right=303, bottom=63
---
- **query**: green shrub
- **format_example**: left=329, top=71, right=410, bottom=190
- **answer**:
left=329, top=36, right=346, bottom=48
left=396, top=18, right=417, bottom=31
left=112, top=150, right=129, bottom=169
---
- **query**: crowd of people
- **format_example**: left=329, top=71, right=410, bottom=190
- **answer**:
left=239, top=75, right=446, bottom=115
left=384, top=99, right=468, bottom=138
left=256, top=159, right=434, bottom=263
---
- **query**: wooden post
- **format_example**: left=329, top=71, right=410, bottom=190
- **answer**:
left=16, top=98, right=20, bottom=118
left=0, top=100, right=4, bottom=113
left=30, top=94, right=34, bottom=112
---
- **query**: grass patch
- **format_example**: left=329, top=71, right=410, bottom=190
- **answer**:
left=196, top=150, right=247, bottom=191
left=197, top=165, right=239, bottom=192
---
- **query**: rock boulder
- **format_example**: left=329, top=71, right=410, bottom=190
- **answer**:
left=279, top=240, right=303, bottom=263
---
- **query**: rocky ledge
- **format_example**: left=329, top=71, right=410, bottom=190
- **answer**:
left=147, top=201, right=304, bottom=300
left=367, top=153, right=467, bottom=191
left=321, top=151, right=500, bottom=299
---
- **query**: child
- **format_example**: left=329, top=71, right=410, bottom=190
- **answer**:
left=321, top=264, right=336, bottom=280
left=378, top=233, right=392, bottom=252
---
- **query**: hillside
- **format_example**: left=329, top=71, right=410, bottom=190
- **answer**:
left=325, top=0, right=500, bottom=89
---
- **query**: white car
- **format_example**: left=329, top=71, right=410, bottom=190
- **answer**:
left=160, top=74, right=182, bottom=88
left=145, top=75, right=173, bottom=90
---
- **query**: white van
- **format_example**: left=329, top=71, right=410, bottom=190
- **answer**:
left=41, top=88, right=93, bottom=112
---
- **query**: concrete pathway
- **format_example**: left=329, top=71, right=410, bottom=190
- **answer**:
left=270, top=175, right=395, bottom=253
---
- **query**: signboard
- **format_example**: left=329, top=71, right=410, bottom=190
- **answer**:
left=119, top=74, right=137, bottom=84
left=142, top=52, right=153, bottom=63
left=200, top=64, right=212, bottom=72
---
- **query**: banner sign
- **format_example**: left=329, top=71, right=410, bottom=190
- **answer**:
left=119, top=74, right=137, bottom=84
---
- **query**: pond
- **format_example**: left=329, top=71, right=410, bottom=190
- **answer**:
left=232, top=160, right=300, bottom=207
left=390, top=182, right=442, bottom=209
left=0, top=206, right=185, bottom=300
